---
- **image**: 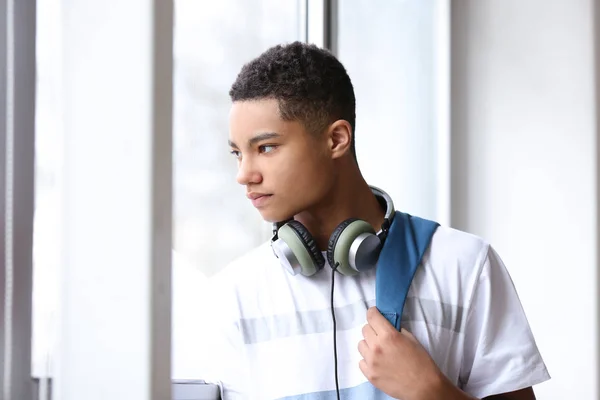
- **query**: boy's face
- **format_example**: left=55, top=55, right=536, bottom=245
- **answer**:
left=228, top=98, right=334, bottom=223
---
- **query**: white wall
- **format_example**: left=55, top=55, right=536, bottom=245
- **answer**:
left=451, top=1, right=598, bottom=399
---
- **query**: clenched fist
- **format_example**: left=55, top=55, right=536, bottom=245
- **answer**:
left=358, top=306, right=452, bottom=400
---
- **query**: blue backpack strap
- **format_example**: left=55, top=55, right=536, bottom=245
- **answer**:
left=375, top=212, right=439, bottom=330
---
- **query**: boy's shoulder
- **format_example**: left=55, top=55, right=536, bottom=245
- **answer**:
left=428, top=224, right=490, bottom=265
left=208, top=240, right=277, bottom=298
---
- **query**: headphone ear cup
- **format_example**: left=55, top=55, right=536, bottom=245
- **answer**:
left=277, top=220, right=325, bottom=276
left=327, top=219, right=377, bottom=276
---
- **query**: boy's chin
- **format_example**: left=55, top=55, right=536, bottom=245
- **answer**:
left=258, top=210, right=293, bottom=225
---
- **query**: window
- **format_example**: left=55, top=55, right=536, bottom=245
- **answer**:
left=336, top=0, right=449, bottom=224
left=32, top=0, right=304, bottom=389
left=30, top=0, right=448, bottom=396
left=171, top=0, right=303, bottom=380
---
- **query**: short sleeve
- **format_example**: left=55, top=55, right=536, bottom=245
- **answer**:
left=459, top=245, right=551, bottom=398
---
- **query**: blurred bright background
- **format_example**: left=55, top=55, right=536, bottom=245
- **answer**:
left=0, top=0, right=597, bottom=399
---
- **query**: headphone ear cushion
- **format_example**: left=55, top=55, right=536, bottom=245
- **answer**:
left=284, top=220, right=325, bottom=271
left=327, top=218, right=358, bottom=271
left=327, top=218, right=377, bottom=276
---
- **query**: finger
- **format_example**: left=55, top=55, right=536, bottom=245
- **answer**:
left=400, top=327, right=418, bottom=343
left=362, top=323, right=377, bottom=345
left=358, top=358, right=370, bottom=380
left=357, top=339, right=370, bottom=360
left=366, top=306, right=395, bottom=335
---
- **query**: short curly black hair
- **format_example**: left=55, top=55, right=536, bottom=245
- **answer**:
left=229, top=41, right=357, bottom=160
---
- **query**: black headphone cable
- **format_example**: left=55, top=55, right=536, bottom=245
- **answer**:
left=331, top=262, right=341, bottom=400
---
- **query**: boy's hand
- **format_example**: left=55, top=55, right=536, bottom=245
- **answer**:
left=358, top=306, right=451, bottom=400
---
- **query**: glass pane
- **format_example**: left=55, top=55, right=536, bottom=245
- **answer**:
left=32, top=0, right=62, bottom=386
left=337, top=0, right=446, bottom=221
left=172, top=0, right=302, bottom=278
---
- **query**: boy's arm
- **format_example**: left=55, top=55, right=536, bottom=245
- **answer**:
left=359, top=245, right=549, bottom=400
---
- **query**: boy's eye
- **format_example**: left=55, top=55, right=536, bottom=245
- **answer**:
left=259, top=145, right=276, bottom=154
left=230, top=149, right=241, bottom=159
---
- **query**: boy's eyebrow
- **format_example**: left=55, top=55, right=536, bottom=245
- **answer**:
left=228, top=132, right=282, bottom=148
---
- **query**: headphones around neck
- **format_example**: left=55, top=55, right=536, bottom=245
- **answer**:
left=271, top=186, right=396, bottom=277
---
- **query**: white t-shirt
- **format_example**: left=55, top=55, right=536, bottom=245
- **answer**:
left=195, top=225, right=550, bottom=399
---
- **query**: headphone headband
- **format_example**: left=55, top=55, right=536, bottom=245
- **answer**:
left=369, top=185, right=395, bottom=222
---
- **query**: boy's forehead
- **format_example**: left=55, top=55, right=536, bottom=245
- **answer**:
left=228, top=100, right=284, bottom=145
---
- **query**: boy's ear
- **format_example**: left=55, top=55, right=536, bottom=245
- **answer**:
left=328, top=120, right=353, bottom=159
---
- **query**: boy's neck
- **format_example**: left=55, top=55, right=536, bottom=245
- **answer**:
left=294, top=170, right=386, bottom=251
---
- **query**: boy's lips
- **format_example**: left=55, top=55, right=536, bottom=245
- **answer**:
left=247, top=192, right=273, bottom=208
